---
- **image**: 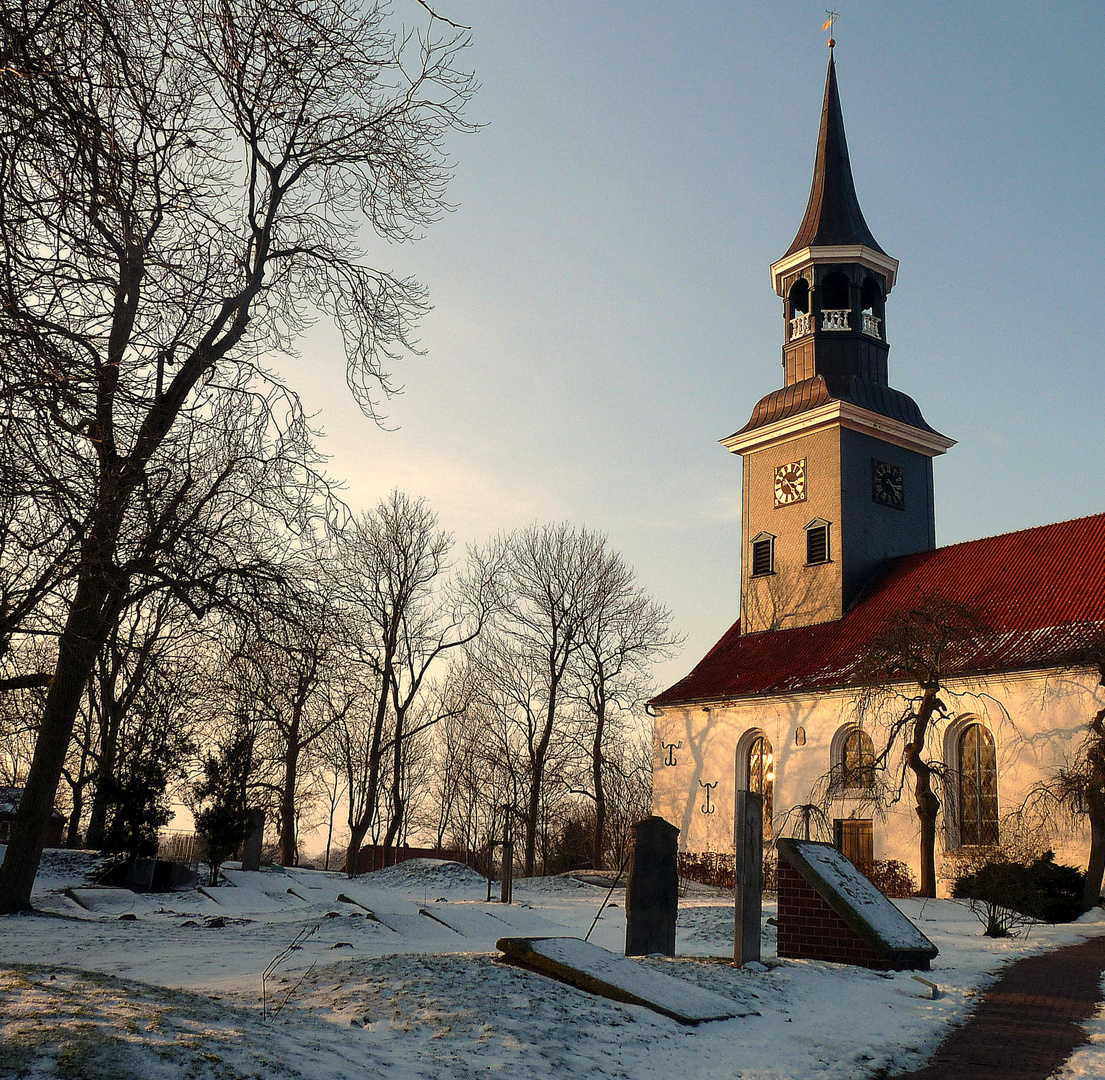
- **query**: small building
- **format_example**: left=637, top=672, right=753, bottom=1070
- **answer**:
left=0, top=787, right=66, bottom=849
left=650, top=50, right=1105, bottom=892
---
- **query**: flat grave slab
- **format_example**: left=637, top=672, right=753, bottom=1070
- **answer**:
left=496, top=936, right=739, bottom=1025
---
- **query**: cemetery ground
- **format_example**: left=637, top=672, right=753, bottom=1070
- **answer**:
left=1, top=853, right=1105, bottom=1080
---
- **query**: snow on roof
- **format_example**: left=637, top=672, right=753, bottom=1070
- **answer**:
left=0, top=786, right=66, bottom=820
left=653, top=512, right=1105, bottom=707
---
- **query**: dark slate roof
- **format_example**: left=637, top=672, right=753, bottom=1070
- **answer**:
left=652, top=513, right=1105, bottom=706
left=728, top=375, right=941, bottom=440
left=783, top=56, right=885, bottom=258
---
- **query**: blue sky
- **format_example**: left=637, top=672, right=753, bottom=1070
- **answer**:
left=290, top=2, right=1105, bottom=689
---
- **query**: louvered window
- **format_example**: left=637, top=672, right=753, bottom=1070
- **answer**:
left=806, top=522, right=830, bottom=564
left=751, top=536, right=774, bottom=576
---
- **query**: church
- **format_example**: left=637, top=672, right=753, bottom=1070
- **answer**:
left=649, top=50, right=1105, bottom=893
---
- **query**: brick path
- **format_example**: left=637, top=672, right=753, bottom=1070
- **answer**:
left=894, top=933, right=1105, bottom=1079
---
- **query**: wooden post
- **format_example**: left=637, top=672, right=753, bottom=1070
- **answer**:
left=734, top=790, right=763, bottom=966
left=501, top=840, right=513, bottom=904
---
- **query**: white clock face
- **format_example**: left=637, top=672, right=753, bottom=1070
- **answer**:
left=774, top=458, right=807, bottom=507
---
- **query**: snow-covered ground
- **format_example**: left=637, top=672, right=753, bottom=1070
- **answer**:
left=2, top=847, right=1104, bottom=1080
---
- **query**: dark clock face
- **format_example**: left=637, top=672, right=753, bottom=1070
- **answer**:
left=872, top=459, right=905, bottom=510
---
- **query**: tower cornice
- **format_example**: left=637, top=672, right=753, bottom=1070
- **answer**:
left=770, top=244, right=899, bottom=297
left=721, top=400, right=956, bottom=459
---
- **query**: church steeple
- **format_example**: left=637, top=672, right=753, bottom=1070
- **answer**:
left=722, top=50, right=954, bottom=637
left=784, top=55, right=885, bottom=257
left=767, top=53, right=902, bottom=398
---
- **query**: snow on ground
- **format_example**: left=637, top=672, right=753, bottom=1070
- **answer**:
left=1054, top=971, right=1105, bottom=1080
left=1, top=847, right=1104, bottom=1080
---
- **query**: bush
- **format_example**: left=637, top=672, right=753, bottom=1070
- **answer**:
left=865, top=859, right=916, bottom=899
left=953, top=851, right=1084, bottom=936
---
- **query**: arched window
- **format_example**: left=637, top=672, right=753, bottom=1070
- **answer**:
left=748, top=735, right=774, bottom=839
left=959, top=724, right=998, bottom=846
left=842, top=729, right=875, bottom=790
left=788, top=278, right=811, bottom=339
left=820, top=271, right=851, bottom=330
left=861, top=275, right=884, bottom=339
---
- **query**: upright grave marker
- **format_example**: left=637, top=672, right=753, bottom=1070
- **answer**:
left=625, top=816, right=678, bottom=956
left=734, top=790, right=763, bottom=965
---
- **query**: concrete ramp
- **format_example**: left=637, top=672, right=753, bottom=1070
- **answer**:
left=497, top=936, right=739, bottom=1025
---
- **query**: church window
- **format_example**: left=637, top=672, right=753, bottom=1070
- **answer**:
left=751, top=534, right=774, bottom=577
left=747, top=735, right=774, bottom=839
left=841, top=729, right=875, bottom=790
left=805, top=519, right=830, bottom=564
left=958, top=724, right=998, bottom=846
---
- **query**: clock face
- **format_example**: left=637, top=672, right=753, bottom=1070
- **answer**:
left=774, top=458, right=807, bottom=508
left=872, top=459, right=905, bottom=510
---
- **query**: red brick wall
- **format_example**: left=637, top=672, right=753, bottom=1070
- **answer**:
left=776, top=859, right=890, bottom=970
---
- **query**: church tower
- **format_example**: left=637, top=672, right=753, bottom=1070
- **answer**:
left=723, top=50, right=954, bottom=635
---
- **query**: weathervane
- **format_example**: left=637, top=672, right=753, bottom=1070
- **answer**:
left=823, top=9, right=839, bottom=50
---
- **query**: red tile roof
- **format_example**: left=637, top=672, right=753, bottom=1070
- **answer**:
left=652, top=513, right=1105, bottom=707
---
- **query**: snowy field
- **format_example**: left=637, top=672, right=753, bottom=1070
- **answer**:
left=1, top=849, right=1104, bottom=1080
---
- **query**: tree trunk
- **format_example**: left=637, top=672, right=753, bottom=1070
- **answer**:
left=907, top=689, right=940, bottom=898
left=0, top=602, right=106, bottom=911
left=65, top=786, right=84, bottom=848
left=591, top=697, right=606, bottom=870
left=345, top=818, right=371, bottom=877
left=1083, top=788, right=1105, bottom=912
left=381, top=706, right=407, bottom=867
left=280, top=729, right=299, bottom=867
left=85, top=707, right=121, bottom=849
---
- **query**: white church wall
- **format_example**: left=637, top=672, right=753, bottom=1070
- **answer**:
left=652, top=665, right=1103, bottom=895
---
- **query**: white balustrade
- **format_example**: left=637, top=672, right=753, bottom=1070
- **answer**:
left=863, top=312, right=882, bottom=338
left=821, top=309, right=851, bottom=331
left=789, top=312, right=813, bottom=339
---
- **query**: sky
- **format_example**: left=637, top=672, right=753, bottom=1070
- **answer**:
left=286, top=1, right=1105, bottom=692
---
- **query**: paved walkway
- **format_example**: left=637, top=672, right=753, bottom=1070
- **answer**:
left=895, top=933, right=1105, bottom=1079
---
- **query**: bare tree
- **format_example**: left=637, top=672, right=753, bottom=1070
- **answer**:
left=1019, top=644, right=1105, bottom=912
left=571, top=548, right=678, bottom=867
left=0, top=0, right=474, bottom=911
left=856, top=593, right=985, bottom=897
left=333, top=493, right=495, bottom=875
left=471, top=524, right=613, bottom=876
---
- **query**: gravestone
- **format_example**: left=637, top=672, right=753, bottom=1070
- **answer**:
left=241, top=808, right=265, bottom=872
left=624, top=816, right=678, bottom=957
left=776, top=838, right=938, bottom=970
left=734, top=790, right=763, bottom=966
left=498, top=936, right=738, bottom=1025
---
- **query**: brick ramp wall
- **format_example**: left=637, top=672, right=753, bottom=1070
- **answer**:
left=776, top=859, right=890, bottom=970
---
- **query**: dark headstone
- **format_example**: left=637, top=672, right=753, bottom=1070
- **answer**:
left=152, top=859, right=199, bottom=892
left=625, top=816, right=679, bottom=957
left=241, top=808, right=265, bottom=871
left=128, top=857, right=156, bottom=892
left=734, top=790, right=763, bottom=965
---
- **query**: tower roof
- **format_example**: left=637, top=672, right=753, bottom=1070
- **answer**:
left=783, top=54, right=885, bottom=258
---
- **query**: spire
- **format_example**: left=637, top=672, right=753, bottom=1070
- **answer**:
left=783, top=55, right=884, bottom=258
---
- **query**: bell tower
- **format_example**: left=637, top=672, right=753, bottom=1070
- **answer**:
left=723, top=48, right=955, bottom=636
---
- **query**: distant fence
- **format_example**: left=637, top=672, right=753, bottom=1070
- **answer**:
left=157, top=832, right=207, bottom=865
